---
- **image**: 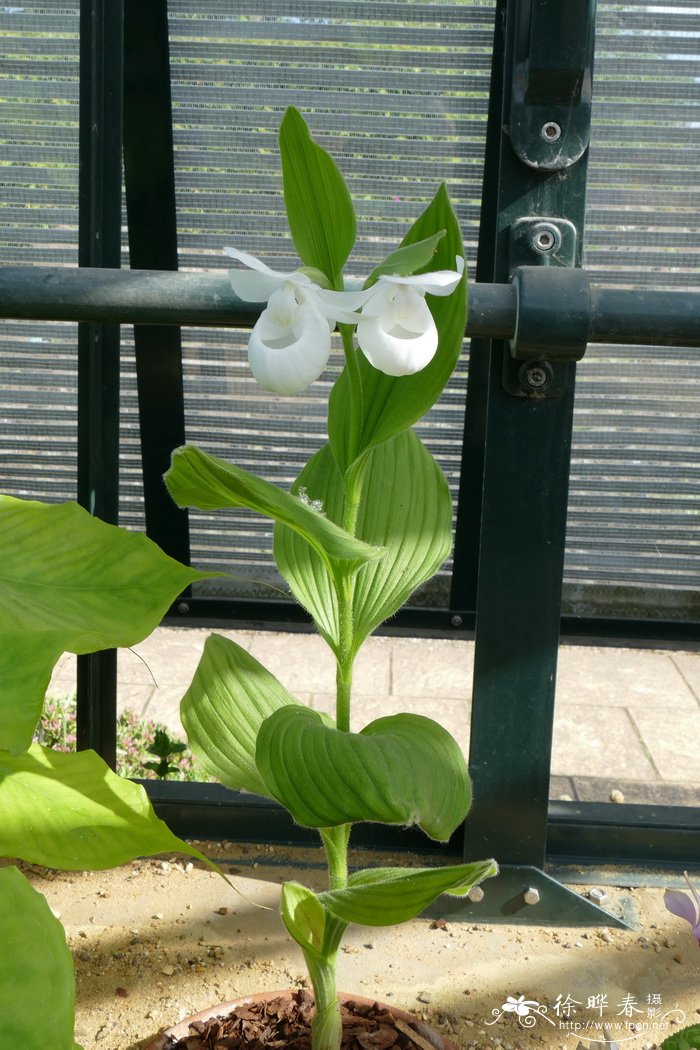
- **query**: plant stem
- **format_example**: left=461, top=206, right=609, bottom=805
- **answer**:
left=320, top=825, right=350, bottom=890
left=338, top=323, right=364, bottom=467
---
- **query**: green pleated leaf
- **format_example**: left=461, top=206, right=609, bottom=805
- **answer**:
left=165, top=446, right=383, bottom=584
left=281, top=881, right=333, bottom=959
left=319, top=860, right=498, bottom=927
left=279, top=106, right=356, bottom=285
left=363, top=232, right=446, bottom=288
left=0, top=744, right=208, bottom=870
left=274, top=430, right=452, bottom=655
left=255, top=708, right=471, bottom=842
left=328, top=184, right=467, bottom=474
left=0, top=866, right=77, bottom=1049
left=0, top=495, right=212, bottom=755
left=181, top=633, right=300, bottom=797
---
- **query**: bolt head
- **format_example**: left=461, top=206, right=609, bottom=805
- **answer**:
left=467, top=885, right=485, bottom=903
left=177, top=601, right=190, bottom=615
left=523, top=887, right=540, bottom=905
left=541, top=120, right=562, bottom=142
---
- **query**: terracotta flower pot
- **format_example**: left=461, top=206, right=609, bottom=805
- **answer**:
left=144, top=988, right=458, bottom=1050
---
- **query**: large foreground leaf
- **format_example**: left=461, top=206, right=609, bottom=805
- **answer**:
left=181, top=633, right=300, bottom=797
left=0, top=744, right=207, bottom=870
left=0, top=495, right=211, bottom=754
left=274, top=430, right=452, bottom=655
left=256, top=708, right=471, bottom=842
left=0, top=865, right=78, bottom=1050
left=279, top=106, right=356, bottom=285
left=328, top=184, right=466, bottom=474
left=165, top=445, right=382, bottom=584
left=319, top=860, right=498, bottom=927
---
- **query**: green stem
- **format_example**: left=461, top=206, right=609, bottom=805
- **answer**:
left=338, top=323, right=363, bottom=467
left=304, top=941, right=344, bottom=1050
left=320, top=825, right=350, bottom=890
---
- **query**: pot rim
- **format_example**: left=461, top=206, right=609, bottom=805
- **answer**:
left=143, top=987, right=458, bottom=1050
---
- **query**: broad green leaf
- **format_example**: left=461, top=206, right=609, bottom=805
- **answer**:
left=0, top=743, right=208, bottom=870
left=0, top=866, right=77, bottom=1049
left=255, top=708, right=471, bottom=842
left=329, top=184, right=467, bottom=474
left=281, top=881, right=333, bottom=959
left=165, top=446, right=383, bottom=585
left=363, top=232, right=446, bottom=288
left=319, top=860, right=498, bottom=927
left=661, top=1024, right=700, bottom=1050
left=274, top=430, right=452, bottom=655
left=279, top=106, right=356, bottom=285
left=181, top=633, right=300, bottom=797
left=0, top=495, right=211, bottom=755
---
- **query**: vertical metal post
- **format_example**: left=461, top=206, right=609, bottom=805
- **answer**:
left=76, top=0, right=124, bottom=766
left=123, top=0, right=191, bottom=566
left=462, top=0, right=600, bottom=896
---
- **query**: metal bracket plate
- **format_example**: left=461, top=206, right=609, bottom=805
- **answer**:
left=423, top=865, right=635, bottom=928
left=510, top=0, right=596, bottom=171
left=504, top=217, right=583, bottom=398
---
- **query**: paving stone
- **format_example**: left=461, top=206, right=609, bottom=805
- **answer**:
left=549, top=775, right=577, bottom=800
left=248, top=631, right=336, bottom=692
left=572, top=776, right=699, bottom=806
left=671, top=651, right=700, bottom=703
left=628, top=706, right=700, bottom=782
left=116, top=684, right=155, bottom=718
left=390, top=637, right=474, bottom=699
left=556, top=645, right=697, bottom=707
left=126, top=626, right=254, bottom=687
left=550, top=705, right=657, bottom=780
left=48, top=653, right=76, bottom=695
left=246, top=632, right=392, bottom=696
left=349, top=694, right=470, bottom=754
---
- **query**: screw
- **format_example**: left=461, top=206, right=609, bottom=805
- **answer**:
left=588, top=887, right=609, bottom=905
left=467, top=886, right=485, bottom=903
left=450, top=614, right=463, bottom=627
left=541, top=120, right=562, bottom=142
left=523, top=887, right=540, bottom=905
left=531, top=226, right=558, bottom=253
left=177, top=601, right=190, bottom=615
left=520, top=361, right=553, bottom=392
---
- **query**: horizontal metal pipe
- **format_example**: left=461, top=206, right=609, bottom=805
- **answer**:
left=0, top=265, right=698, bottom=348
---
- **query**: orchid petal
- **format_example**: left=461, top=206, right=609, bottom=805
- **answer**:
left=248, top=292, right=332, bottom=395
left=664, top=888, right=699, bottom=928
left=315, top=288, right=364, bottom=324
left=224, top=246, right=316, bottom=303
left=357, top=309, right=438, bottom=377
left=378, top=255, right=465, bottom=296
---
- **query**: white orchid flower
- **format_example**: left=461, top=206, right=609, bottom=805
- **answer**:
left=355, top=257, right=465, bottom=377
left=224, top=247, right=360, bottom=395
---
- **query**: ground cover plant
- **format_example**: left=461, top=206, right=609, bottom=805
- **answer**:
left=38, top=695, right=199, bottom=780
left=163, top=107, right=497, bottom=1050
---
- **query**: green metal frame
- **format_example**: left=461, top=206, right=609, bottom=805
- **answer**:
left=2, top=0, right=697, bottom=918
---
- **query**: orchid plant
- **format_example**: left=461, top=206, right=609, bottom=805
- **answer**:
left=163, top=107, right=497, bottom=1050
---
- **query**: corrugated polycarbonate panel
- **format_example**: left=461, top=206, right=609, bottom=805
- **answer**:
left=0, top=0, right=697, bottom=625
left=0, top=3, right=81, bottom=504
left=167, top=0, right=495, bottom=600
left=569, top=0, right=700, bottom=620
left=0, top=1, right=145, bottom=525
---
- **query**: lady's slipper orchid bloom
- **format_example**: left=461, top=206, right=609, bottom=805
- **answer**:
left=664, top=871, right=700, bottom=947
left=355, top=256, right=465, bottom=378
left=224, top=247, right=360, bottom=395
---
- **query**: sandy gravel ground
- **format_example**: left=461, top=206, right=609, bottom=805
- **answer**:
left=17, top=844, right=700, bottom=1050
